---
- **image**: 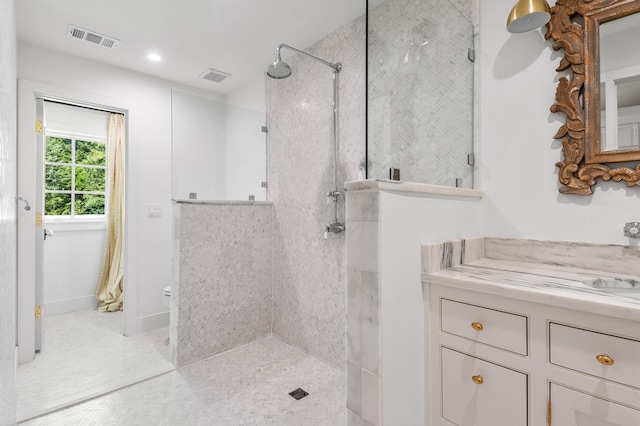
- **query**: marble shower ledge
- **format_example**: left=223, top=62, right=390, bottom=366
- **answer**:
left=424, top=257, right=640, bottom=322
left=344, top=179, right=483, bottom=199
left=172, top=199, right=272, bottom=206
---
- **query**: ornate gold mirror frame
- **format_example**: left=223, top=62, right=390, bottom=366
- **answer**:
left=546, top=0, right=640, bottom=195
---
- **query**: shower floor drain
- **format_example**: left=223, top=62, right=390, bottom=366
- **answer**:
left=288, top=388, right=309, bottom=400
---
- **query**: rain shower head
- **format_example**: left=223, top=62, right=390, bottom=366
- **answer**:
left=266, top=51, right=292, bottom=79
left=265, top=44, right=341, bottom=79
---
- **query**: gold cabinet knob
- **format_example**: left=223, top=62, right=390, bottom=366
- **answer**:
left=471, top=322, right=483, bottom=331
left=596, top=354, right=614, bottom=366
left=472, top=375, right=484, bottom=385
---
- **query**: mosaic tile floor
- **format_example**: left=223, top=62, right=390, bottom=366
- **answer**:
left=17, top=309, right=173, bottom=422
left=21, top=335, right=346, bottom=426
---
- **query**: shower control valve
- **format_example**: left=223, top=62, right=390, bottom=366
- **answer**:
left=324, top=222, right=345, bottom=239
left=624, top=222, right=640, bottom=239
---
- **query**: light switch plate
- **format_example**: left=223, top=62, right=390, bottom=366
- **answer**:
left=147, top=203, right=162, bottom=218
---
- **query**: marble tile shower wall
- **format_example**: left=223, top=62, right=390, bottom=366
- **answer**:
left=345, top=191, right=381, bottom=426
left=265, top=17, right=366, bottom=369
left=171, top=203, right=274, bottom=367
left=0, top=0, right=17, bottom=423
left=368, top=0, right=474, bottom=188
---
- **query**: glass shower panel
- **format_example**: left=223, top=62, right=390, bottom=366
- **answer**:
left=171, top=90, right=267, bottom=201
left=367, top=0, right=474, bottom=188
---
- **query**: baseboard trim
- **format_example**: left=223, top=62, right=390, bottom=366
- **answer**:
left=44, top=296, right=97, bottom=317
left=137, top=311, right=170, bottom=334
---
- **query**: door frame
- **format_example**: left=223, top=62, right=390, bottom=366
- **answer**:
left=17, top=79, right=139, bottom=363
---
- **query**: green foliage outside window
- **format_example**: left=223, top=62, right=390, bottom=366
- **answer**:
left=45, top=135, right=107, bottom=217
left=75, top=194, right=105, bottom=215
left=45, top=137, right=71, bottom=163
left=76, top=140, right=106, bottom=166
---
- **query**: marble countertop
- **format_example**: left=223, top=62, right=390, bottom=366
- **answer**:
left=344, top=179, right=483, bottom=199
left=424, top=257, right=640, bottom=322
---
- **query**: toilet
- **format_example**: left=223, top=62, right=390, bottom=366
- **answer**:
left=163, top=286, right=171, bottom=308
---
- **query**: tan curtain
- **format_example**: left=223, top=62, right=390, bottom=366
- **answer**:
left=97, top=113, right=125, bottom=312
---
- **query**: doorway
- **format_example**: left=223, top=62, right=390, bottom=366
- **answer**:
left=41, top=100, right=114, bottom=320
left=16, top=82, right=133, bottom=363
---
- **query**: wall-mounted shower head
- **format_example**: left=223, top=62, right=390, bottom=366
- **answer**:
left=266, top=50, right=292, bottom=79
left=265, top=44, right=341, bottom=79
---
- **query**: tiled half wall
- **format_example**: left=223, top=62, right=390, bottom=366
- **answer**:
left=171, top=202, right=274, bottom=367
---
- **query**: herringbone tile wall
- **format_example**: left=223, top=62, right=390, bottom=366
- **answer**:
left=266, top=16, right=367, bottom=370
left=368, top=0, right=474, bottom=187
left=172, top=202, right=274, bottom=367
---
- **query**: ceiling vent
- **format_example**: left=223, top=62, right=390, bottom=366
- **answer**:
left=67, top=25, right=120, bottom=49
left=199, top=68, right=231, bottom=83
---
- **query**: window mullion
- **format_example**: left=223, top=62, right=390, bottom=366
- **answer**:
left=71, top=137, right=76, bottom=217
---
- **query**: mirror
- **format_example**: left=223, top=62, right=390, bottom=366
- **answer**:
left=546, top=0, right=640, bottom=195
left=599, top=13, right=640, bottom=152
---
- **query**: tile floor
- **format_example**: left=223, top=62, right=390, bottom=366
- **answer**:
left=21, top=335, right=347, bottom=426
left=17, top=309, right=173, bottom=422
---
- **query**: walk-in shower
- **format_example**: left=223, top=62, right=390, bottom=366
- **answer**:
left=266, top=44, right=344, bottom=237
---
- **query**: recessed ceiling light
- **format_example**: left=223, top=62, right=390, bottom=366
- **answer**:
left=147, top=53, right=162, bottom=62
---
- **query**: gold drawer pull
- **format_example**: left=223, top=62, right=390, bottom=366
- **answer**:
left=471, top=322, right=484, bottom=331
left=596, top=354, right=614, bottom=366
left=472, top=375, right=484, bottom=385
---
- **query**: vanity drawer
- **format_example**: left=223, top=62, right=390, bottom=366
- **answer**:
left=550, top=383, right=640, bottom=425
left=549, top=323, right=640, bottom=388
left=441, top=347, right=528, bottom=426
left=441, top=299, right=528, bottom=355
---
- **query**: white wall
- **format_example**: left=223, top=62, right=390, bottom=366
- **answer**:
left=225, top=76, right=266, bottom=113
left=17, top=41, right=234, bottom=332
left=478, top=0, right=640, bottom=244
left=0, top=0, right=17, bottom=422
left=380, top=191, right=482, bottom=426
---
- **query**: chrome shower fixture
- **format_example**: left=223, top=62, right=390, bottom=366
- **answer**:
left=15, top=196, right=31, bottom=211
left=266, top=43, right=345, bottom=239
left=266, top=44, right=341, bottom=79
left=266, top=49, right=292, bottom=79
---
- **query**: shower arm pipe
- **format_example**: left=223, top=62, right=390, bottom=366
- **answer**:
left=276, top=44, right=342, bottom=73
left=275, top=43, right=343, bottom=233
left=324, top=63, right=342, bottom=227
left=332, top=68, right=340, bottom=224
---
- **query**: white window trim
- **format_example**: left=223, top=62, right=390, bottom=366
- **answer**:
left=44, top=130, right=108, bottom=220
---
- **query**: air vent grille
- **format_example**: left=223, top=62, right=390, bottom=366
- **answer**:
left=200, top=68, right=231, bottom=83
left=67, top=25, right=120, bottom=49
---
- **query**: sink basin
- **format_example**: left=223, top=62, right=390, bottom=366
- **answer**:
left=582, top=277, right=640, bottom=299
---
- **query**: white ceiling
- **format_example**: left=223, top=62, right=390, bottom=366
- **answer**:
left=16, top=0, right=367, bottom=96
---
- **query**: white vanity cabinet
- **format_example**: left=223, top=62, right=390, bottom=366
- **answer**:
left=549, top=383, right=640, bottom=425
left=440, top=347, right=528, bottom=425
left=426, top=283, right=640, bottom=426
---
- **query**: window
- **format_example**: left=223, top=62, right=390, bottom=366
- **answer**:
left=45, top=134, right=106, bottom=217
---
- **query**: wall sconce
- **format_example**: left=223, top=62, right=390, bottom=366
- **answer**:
left=507, top=0, right=551, bottom=33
